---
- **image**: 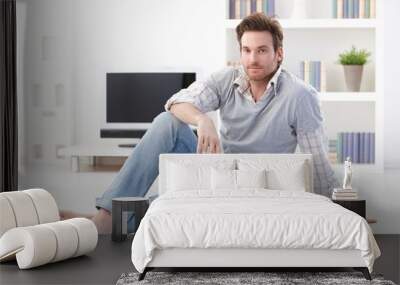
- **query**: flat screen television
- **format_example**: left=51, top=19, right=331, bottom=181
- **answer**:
left=106, top=72, right=196, bottom=124
left=102, top=72, right=196, bottom=140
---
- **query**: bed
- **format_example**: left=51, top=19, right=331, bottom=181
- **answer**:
left=131, top=154, right=381, bottom=281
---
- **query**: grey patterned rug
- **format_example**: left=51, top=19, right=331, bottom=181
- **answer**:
left=116, top=271, right=396, bottom=285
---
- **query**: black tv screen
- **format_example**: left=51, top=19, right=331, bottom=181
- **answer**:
left=106, top=73, right=196, bottom=123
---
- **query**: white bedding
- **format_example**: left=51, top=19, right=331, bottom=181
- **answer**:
left=131, top=190, right=380, bottom=273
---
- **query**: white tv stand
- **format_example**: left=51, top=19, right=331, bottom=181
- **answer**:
left=58, top=145, right=134, bottom=172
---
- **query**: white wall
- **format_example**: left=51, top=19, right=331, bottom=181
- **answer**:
left=17, top=0, right=225, bottom=212
left=383, top=0, right=400, bottom=168
left=17, top=0, right=400, bottom=233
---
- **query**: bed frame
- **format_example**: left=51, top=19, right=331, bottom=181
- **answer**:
left=138, top=154, right=372, bottom=281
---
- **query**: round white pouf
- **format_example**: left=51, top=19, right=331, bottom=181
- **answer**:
left=42, top=221, right=79, bottom=262
left=0, top=218, right=98, bottom=269
left=0, top=226, right=57, bottom=269
left=0, top=196, right=17, bottom=237
left=64, top=218, right=98, bottom=257
left=24, top=188, right=59, bottom=223
left=0, top=192, right=39, bottom=227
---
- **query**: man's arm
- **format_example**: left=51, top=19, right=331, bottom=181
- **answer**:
left=164, top=71, right=223, bottom=153
left=295, top=87, right=340, bottom=196
left=298, top=127, right=340, bottom=197
left=169, top=102, right=206, bottom=126
left=164, top=76, right=221, bottom=110
left=170, top=103, right=221, bottom=153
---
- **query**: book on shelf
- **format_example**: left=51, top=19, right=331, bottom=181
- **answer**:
left=332, top=188, right=359, bottom=200
left=332, top=194, right=359, bottom=200
left=299, top=61, right=326, bottom=92
left=229, top=0, right=275, bottom=19
left=332, top=192, right=358, bottom=197
left=335, top=132, right=375, bottom=164
left=328, top=139, right=338, bottom=164
left=226, top=60, right=241, bottom=68
left=333, top=188, right=358, bottom=193
left=332, top=0, right=376, bottom=19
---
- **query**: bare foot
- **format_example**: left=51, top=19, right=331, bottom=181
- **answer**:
left=59, top=210, right=93, bottom=220
left=91, top=208, right=112, bottom=234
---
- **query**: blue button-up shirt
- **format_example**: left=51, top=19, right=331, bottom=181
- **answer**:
left=165, top=65, right=338, bottom=196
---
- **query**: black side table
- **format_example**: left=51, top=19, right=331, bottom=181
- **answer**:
left=332, top=199, right=366, bottom=218
left=112, top=197, right=149, bottom=242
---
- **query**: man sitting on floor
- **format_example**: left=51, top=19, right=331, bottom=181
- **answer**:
left=62, top=13, right=338, bottom=233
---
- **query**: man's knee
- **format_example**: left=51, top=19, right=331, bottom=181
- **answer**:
left=153, top=111, right=186, bottom=129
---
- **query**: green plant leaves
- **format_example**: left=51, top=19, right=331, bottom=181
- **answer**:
left=338, top=46, right=371, bottom=65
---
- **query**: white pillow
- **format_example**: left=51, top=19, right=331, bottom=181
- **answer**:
left=211, top=168, right=236, bottom=190
left=237, top=159, right=307, bottom=192
left=211, top=168, right=268, bottom=190
left=166, top=160, right=235, bottom=192
left=236, top=169, right=267, bottom=189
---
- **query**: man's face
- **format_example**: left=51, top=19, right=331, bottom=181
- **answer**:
left=240, top=31, right=283, bottom=82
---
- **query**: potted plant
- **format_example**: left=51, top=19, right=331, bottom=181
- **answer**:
left=338, top=46, right=371, bottom=92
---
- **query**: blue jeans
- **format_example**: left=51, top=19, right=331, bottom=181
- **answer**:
left=96, top=112, right=197, bottom=212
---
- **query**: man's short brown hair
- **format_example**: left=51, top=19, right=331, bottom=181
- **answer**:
left=236, top=13, right=283, bottom=52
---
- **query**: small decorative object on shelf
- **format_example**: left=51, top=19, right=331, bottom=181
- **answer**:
left=229, top=0, right=275, bottom=19
left=299, top=60, right=326, bottom=92
left=336, top=132, right=375, bottom=163
left=332, top=157, right=359, bottom=200
left=338, top=46, right=371, bottom=92
left=343, top=156, right=353, bottom=190
left=332, top=0, right=376, bottom=19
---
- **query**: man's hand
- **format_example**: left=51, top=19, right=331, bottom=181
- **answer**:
left=196, top=115, right=221, bottom=154
left=169, top=103, right=221, bottom=153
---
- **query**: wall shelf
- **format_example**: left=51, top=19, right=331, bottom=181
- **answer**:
left=319, top=92, right=376, bottom=102
left=58, top=145, right=132, bottom=172
left=225, top=18, right=377, bottom=29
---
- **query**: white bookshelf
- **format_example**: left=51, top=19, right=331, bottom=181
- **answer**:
left=224, top=1, right=384, bottom=172
left=319, top=92, right=376, bottom=102
left=225, top=18, right=377, bottom=29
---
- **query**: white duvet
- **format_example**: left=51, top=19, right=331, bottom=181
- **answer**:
left=131, top=190, right=380, bottom=273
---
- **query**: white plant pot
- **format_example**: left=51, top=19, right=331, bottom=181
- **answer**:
left=343, top=65, right=364, bottom=92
